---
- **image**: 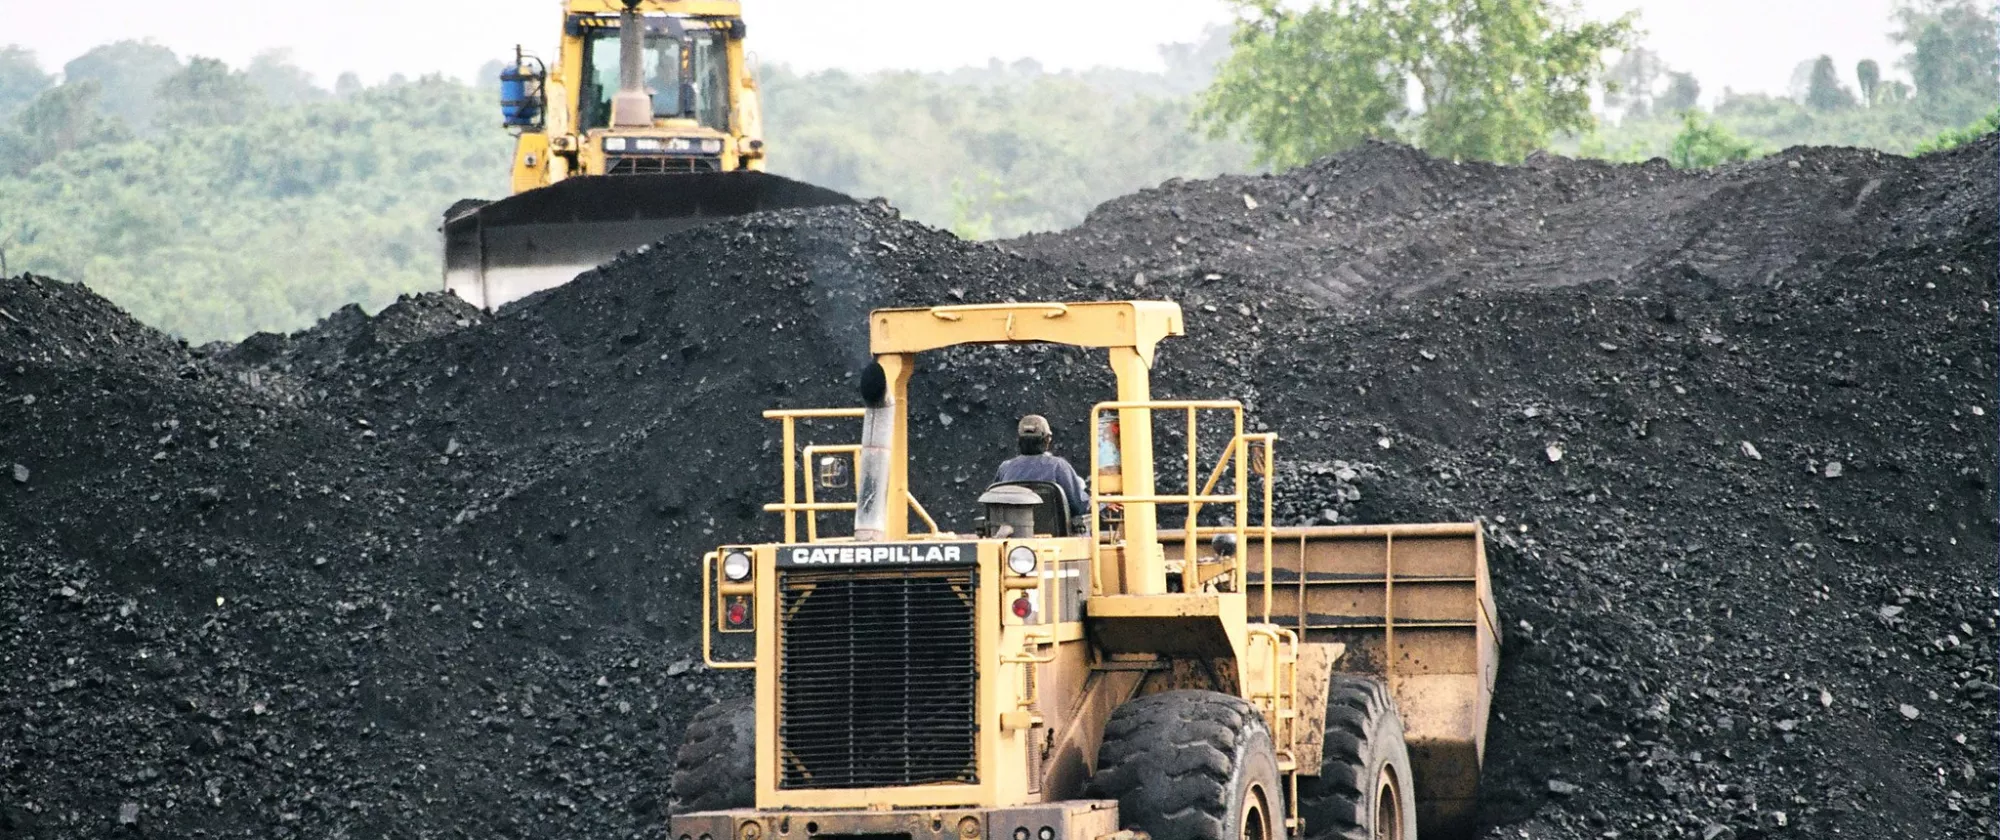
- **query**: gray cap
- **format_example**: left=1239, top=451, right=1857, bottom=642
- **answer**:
left=1017, top=414, right=1052, bottom=439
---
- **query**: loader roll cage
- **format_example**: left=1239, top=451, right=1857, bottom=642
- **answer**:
left=744, top=301, right=1288, bottom=615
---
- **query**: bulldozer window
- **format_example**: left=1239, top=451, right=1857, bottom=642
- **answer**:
left=579, top=27, right=730, bottom=133
left=689, top=31, right=731, bottom=131
left=647, top=39, right=685, bottom=118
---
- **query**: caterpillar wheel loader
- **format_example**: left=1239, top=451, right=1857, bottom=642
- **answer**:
left=443, top=0, right=850, bottom=310
left=670, top=301, right=1501, bottom=840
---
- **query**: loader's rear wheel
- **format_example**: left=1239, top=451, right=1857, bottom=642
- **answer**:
left=1089, top=690, right=1283, bottom=840
left=669, top=699, right=754, bottom=814
left=1297, top=676, right=1415, bottom=840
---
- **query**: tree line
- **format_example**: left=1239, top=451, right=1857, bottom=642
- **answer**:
left=0, top=0, right=1992, bottom=341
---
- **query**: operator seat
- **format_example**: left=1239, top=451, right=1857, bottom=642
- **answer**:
left=980, top=481, right=1074, bottom=537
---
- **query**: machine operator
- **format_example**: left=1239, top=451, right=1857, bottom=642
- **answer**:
left=993, top=414, right=1091, bottom=518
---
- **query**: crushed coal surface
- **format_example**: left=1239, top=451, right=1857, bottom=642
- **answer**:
left=2, top=136, right=1995, bottom=840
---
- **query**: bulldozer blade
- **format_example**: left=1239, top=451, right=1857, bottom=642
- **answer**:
left=442, top=172, right=853, bottom=310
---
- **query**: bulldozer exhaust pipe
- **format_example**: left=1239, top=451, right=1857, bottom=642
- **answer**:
left=609, top=1, right=653, bottom=128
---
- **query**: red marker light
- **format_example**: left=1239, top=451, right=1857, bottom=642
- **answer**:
left=726, top=599, right=750, bottom=626
left=1011, top=596, right=1033, bottom=619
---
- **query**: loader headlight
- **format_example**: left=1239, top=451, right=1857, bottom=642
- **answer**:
left=1006, top=546, right=1038, bottom=576
left=722, top=550, right=753, bottom=581
left=631, top=137, right=667, bottom=152
left=700, top=138, right=724, bottom=154
left=604, top=136, right=628, bottom=152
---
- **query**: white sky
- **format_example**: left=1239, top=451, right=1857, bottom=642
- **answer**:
left=5, top=0, right=1907, bottom=98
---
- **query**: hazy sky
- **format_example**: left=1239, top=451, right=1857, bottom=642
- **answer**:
left=9, top=0, right=1908, bottom=99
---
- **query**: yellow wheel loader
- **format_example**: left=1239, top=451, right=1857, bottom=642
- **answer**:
left=443, top=0, right=850, bottom=310
left=672, top=301, right=1502, bottom=840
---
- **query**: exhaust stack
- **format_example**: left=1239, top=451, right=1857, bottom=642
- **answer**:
left=608, top=1, right=653, bottom=128
left=853, top=362, right=892, bottom=541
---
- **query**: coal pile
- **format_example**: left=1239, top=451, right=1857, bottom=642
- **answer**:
left=3, top=136, right=1995, bottom=839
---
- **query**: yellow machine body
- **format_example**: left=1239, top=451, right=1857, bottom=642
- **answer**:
left=443, top=0, right=850, bottom=310
left=512, top=0, right=764, bottom=189
left=679, top=301, right=1499, bottom=840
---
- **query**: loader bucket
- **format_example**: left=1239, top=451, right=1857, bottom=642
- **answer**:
left=442, top=172, right=854, bottom=310
left=1165, top=522, right=1498, bottom=839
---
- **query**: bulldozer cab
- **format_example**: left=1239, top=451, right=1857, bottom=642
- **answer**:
left=687, top=300, right=1499, bottom=839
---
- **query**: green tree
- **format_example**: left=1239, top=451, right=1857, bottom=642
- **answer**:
left=1668, top=111, right=1756, bottom=168
left=1805, top=55, right=1856, bottom=110
left=6, top=80, right=129, bottom=173
left=245, top=50, right=325, bottom=106
left=1659, top=71, right=1700, bottom=112
left=1198, top=0, right=1634, bottom=166
left=1157, top=24, right=1235, bottom=95
left=1914, top=106, right=2000, bottom=152
left=61, top=40, right=182, bottom=132
left=1893, top=0, right=2000, bottom=115
left=154, top=57, right=263, bottom=130
left=1605, top=47, right=1666, bottom=119
left=1856, top=58, right=1882, bottom=105
left=0, top=45, right=52, bottom=118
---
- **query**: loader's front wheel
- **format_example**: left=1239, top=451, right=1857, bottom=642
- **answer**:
left=1297, top=676, right=1416, bottom=840
left=670, top=699, right=755, bottom=814
left=1089, top=690, right=1283, bottom=840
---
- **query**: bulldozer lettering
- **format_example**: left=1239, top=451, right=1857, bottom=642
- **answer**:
left=779, top=543, right=977, bottom=567
left=674, top=300, right=1501, bottom=840
left=444, top=0, right=851, bottom=310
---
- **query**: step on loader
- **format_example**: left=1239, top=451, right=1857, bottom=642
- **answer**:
left=672, top=300, right=1500, bottom=840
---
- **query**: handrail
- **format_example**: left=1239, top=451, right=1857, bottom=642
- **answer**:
left=764, top=408, right=938, bottom=543
left=929, top=302, right=1070, bottom=320
left=761, top=501, right=858, bottom=512
left=761, top=408, right=868, bottom=420
left=906, top=491, right=942, bottom=535
left=1087, top=399, right=1253, bottom=598
left=1246, top=623, right=1301, bottom=827
left=765, top=409, right=863, bottom=542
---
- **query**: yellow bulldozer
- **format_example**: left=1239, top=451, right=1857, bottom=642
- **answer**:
left=443, top=0, right=849, bottom=310
left=671, top=300, right=1501, bottom=840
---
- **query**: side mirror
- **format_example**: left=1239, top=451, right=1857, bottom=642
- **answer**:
left=1247, top=439, right=1270, bottom=477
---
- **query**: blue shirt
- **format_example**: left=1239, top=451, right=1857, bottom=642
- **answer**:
left=994, top=453, right=1091, bottom=517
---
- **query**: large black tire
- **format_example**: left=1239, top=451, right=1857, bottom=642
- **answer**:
left=670, top=700, right=755, bottom=814
left=1297, top=676, right=1416, bottom=840
left=1090, top=690, right=1284, bottom=840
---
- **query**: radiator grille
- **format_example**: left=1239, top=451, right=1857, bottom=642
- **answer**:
left=605, top=155, right=721, bottom=175
left=778, top=569, right=978, bottom=789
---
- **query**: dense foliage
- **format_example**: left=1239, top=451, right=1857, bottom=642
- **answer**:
left=760, top=47, right=1248, bottom=240
left=1666, top=111, right=1758, bottom=169
left=0, top=39, right=1244, bottom=340
left=0, top=59, right=504, bottom=340
left=1572, top=1, right=1997, bottom=163
left=1, top=0, right=1993, bottom=341
left=1915, top=106, right=2000, bottom=153
left=1197, top=0, right=1635, bottom=165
